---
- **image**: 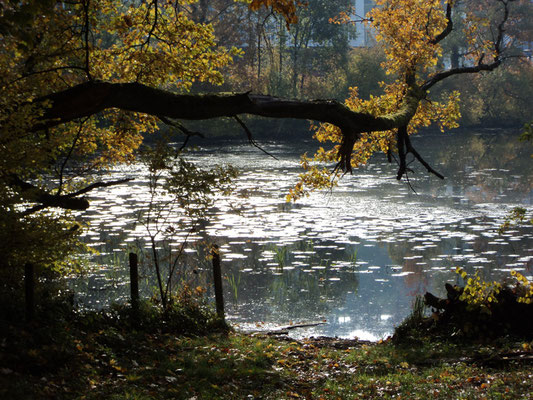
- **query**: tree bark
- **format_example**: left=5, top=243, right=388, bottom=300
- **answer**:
left=37, top=80, right=423, bottom=139
left=13, top=77, right=432, bottom=213
left=14, top=79, right=428, bottom=211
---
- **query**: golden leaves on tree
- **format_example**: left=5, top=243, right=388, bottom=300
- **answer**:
left=248, top=0, right=303, bottom=27
left=370, top=0, right=448, bottom=76
left=1, top=0, right=241, bottom=180
left=0, top=0, right=243, bottom=272
left=288, top=0, right=464, bottom=201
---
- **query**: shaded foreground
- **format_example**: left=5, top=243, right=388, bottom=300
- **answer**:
left=1, top=306, right=532, bottom=400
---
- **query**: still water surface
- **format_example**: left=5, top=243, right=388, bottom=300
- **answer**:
left=71, top=129, right=533, bottom=341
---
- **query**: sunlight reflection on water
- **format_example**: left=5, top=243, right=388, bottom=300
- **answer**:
left=71, top=130, right=533, bottom=340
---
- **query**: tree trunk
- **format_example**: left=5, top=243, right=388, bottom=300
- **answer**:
left=257, top=19, right=262, bottom=84
left=451, top=45, right=460, bottom=69
left=278, top=17, right=284, bottom=94
left=291, top=24, right=300, bottom=97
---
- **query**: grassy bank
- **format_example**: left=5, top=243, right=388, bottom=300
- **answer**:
left=1, top=307, right=532, bottom=400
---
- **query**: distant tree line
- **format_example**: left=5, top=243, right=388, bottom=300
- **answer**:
left=186, top=0, right=532, bottom=132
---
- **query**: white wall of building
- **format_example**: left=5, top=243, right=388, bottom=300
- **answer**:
left=349, top=0, right=366, bottom=47
left=349, top=0, right=375, bottom=47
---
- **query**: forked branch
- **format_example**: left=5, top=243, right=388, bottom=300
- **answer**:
left=422, top=0, right=514, bottom=91
left=396, top=126, right=444, bottom=181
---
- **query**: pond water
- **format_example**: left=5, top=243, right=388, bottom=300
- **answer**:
left=70, top=129, right=533, bottom=341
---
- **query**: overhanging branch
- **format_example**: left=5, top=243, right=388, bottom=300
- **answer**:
left=14, top=79, right=425, bottom=211
left=30, top=79, right=444, bottom=195
left=233, top=115, right=278, bottom=160
left=396, top=126, right=444, bottom=181
left=35, top=81, right=422, bottom=136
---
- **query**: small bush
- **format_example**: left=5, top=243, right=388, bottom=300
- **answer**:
left=394, top=269, right=533, bottom=343
left=99, top=285, right=229, bottom=336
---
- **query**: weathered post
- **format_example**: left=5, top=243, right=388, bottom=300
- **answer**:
left=24, top=262, right=34, bottom=322
left=129, top=253, right=139, bottom=313
left=211, top=245, right=225, bottom=320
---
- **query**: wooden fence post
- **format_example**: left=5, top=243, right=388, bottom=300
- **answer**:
left=24, top=262, right=34, bottom=322
left=211, top=245, right=225, bottom=320
left=129, top=253, right=139, bottom=313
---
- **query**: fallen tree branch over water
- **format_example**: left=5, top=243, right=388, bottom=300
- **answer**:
left=36, top=81, right=421, bottom=136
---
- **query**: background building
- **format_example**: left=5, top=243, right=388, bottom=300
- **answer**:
left=350, top=0, right=376, bottom=47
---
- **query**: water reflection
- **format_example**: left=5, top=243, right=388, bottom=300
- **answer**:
left=70, top=129, right=533, bottom=340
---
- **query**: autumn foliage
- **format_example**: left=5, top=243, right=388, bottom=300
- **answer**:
left=287, top=0, right=529, bottom=200
left=0, top=0, right=530, bottom=272
left=249, top=0, right=303, bottom=26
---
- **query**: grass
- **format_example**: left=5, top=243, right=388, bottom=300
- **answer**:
left=1, top=288, right=532, bottom=400
left=2, top=310, right=532, bottom=399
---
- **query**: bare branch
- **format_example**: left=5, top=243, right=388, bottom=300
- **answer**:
left=422, top=0, right=513, bottom=91
left=66, top=177, right=133, bottom=198
left=396, top=126, right=407, bottom=180
left=422, top=54, right=502, bottom=91
left=82, top=0, right=92, bottom=81
left=57, top=117, right=90, bottom=195
left=157, top=115, right=205, bottom=151
left=234, top=115, right=279, bottom=160
left=396, top=125, right=444, bottom=181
